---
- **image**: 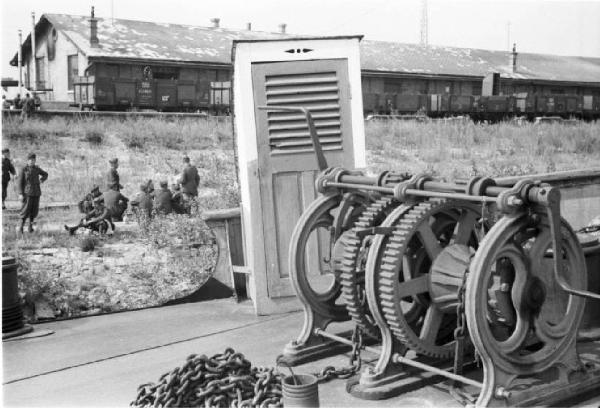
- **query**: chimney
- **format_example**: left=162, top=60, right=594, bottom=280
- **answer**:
left=278, top=23, right=287, bottom=34
left=89, top=6, right=99, bottom=47
left=246, top=22, right=252, bottom=31
left=210, top=18, right=220, bottom=28
left=510, top=43, right=518, bottom=73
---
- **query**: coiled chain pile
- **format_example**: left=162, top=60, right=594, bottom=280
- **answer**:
left=131, top=348, right=283, bottom=408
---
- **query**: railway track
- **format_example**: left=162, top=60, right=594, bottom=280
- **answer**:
left=1, top=109, right=231, bottom=121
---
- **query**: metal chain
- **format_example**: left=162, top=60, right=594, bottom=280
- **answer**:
left=131, top=348, right=283, bottom=408
left=449, top=271, right=476, bottom=405
left=313, top=326, right=364, bottom=383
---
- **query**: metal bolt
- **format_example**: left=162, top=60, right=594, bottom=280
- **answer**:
left=507, top=196, right=523, bottom=206
left=495, top=386, right=511, bottom=399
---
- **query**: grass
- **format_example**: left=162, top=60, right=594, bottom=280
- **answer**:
left=365, top=120, right=600, bottom=180
left=1, top=115, right=239, bottom=208
left=2, top=115, right=599, bottom=319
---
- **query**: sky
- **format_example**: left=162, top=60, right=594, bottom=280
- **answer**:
left=1, top=0, right=600, bottom=79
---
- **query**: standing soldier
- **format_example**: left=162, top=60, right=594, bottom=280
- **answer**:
left=18, top=153, right=48, bottom=233
left=2, top=148, right=17, bottom=209
left=21, top=93, right=35, bottom=120
left=106, top=158, right=122, bottom=191
left=13, top=94, right=22, bottom=110
left=180, top=155, right=200, bottom=201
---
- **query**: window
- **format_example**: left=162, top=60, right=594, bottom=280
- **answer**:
left=67, top=55, right=78, bottom=90
left=35, top=57, right=45, bottom=89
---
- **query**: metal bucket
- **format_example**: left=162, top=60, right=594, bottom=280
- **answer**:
left=282, top=374, right=319, bottom=408
left=3, top=257, right=24, bottom=333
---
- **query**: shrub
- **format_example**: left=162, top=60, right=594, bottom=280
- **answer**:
left=83, top=130, right=103, bottom=144
left=80, top=237, right=97, bottom=252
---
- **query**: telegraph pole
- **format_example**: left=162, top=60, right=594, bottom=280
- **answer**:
left=420, top=0, right=429, bottom=46
left=18, top=30, right=23, bottom=96
left=31, top=12, right=37, bottom=91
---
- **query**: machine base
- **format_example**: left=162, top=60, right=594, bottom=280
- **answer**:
left=277, top=330, right=355, bottom=366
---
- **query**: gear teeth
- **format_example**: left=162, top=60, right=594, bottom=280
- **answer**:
left=336, top=196, right=399, bottom=339
left=377, top=198, right=482, bottom=359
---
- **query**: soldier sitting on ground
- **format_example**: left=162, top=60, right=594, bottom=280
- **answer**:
left=154, top=181, right=173, bottom=215
left=131, top=183, right=153, bottom=220
left=64, top=197, right=112, bottom=235
left=78, top=185, right=102, bottom=214
left=103, top=184, right=129, bottom=222
left=171, top=184, right=187, bottom=215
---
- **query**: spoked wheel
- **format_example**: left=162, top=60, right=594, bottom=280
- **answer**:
left=377, top=199, right=487, bottom=358
left=336, top=196, right=400, bottom=338
left=465, top=212, right=586, bottom=376
left=289, top=193, right=371, bottom=323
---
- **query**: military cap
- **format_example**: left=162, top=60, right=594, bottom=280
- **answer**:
left=27, top=153, right=36, bottom=160
left=2, top=148, right=9, bottom=154
left=109, top=158, right=119, bottom=164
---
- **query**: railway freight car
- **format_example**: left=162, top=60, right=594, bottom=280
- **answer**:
left=366, top=93, right=600, bottom=121
left=73, top=75, right=231, bottom=113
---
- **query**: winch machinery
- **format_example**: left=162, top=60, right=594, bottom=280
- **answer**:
left=276, top=108, right=600, bottom=406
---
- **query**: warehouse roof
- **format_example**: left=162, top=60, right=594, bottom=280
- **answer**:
left=11, top=13, right=600, bottom=84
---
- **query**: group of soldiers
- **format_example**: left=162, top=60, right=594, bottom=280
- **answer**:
left=65, top=155, right=201, bottom=235
left=1, top=148, right=201, bottom=235
left=2, top=94, right=37, bottom=118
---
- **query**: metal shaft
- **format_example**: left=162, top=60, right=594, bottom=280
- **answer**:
left=391, top=354, right=483, bottom=389
left=323, top=181, right=498, bottom=203
left=324, top=182, right=394, bottom=194
left=314, top=329, right=483, bottom=389
left=405, top=189, right=497, bottom=203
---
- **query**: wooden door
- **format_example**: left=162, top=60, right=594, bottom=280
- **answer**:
left=251, top=59, right=355, bottom=298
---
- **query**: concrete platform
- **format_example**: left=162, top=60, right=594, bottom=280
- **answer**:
left=3, top=299, right=600, bottom=407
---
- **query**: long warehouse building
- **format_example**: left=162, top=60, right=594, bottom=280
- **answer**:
left=10, top=12, right=600, bottom=110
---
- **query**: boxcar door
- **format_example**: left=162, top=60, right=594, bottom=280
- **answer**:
left=251, top=59, right=355, bottom=298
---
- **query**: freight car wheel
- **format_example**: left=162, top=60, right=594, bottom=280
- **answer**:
left=377, top=199, right=486, bottom=358
left=290, top=193, right=371, bottom=322
left=337, top=196, right=400, bottom=338
left=465, top=212, right=586, bottom=376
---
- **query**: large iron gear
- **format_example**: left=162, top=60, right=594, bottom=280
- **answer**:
left=336, top=196, right=399, bottom=338
left=465, top=212, right=586, bottom=376
left=377, top=199, right=485, bottom=358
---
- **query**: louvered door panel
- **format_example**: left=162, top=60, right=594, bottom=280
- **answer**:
left=265, top=71, right=344, bottom=154
left=251, top=59, right=354, bottom=298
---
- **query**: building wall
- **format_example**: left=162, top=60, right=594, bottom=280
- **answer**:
left=23, top=24, right=87, bottom=103
left=23, top=26, right=600, bottom=105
